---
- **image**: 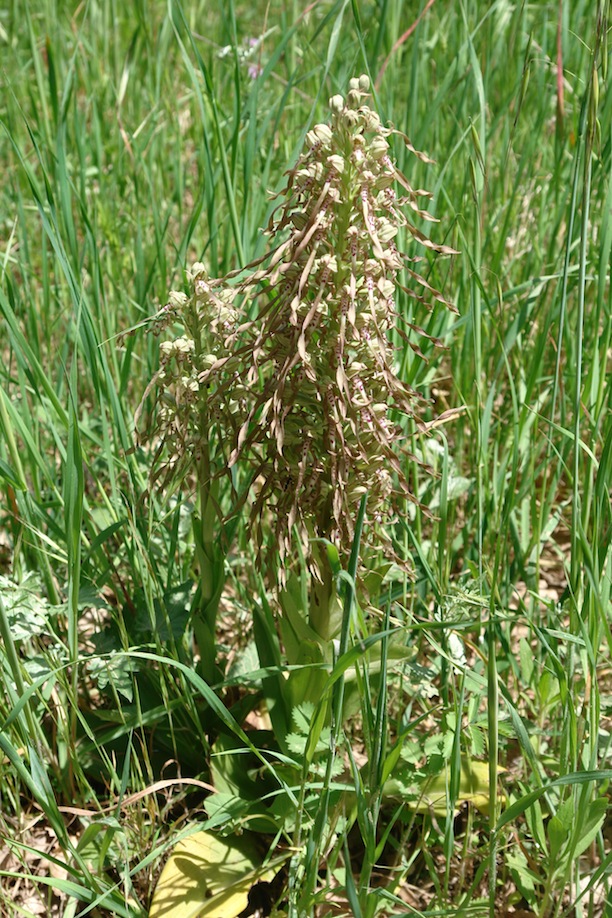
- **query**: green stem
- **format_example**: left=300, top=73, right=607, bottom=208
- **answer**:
left=0, top=592, right=42, bottom=749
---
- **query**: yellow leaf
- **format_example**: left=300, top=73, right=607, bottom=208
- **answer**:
left=150, top=828, right=275, bottom=918
left=418, top=759, right=506, bottom=817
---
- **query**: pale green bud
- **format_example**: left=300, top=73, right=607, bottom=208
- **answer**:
left=329, top=94, right=344, bottom=113
left=369, top=136, right=389, bottom=160
left=175, top=336, right=195, bottom=353
left=377, top=219, right=398, bottom=242
left=327, top=154, right=345, bottom=174
left=309, top=162, right=325, bottom=181
left=374, top=170, right=395, bottom=190
left=168, top=291, right=189, bottom=307
left=361, top=109, right=381, bottom=132
left=319, top=253, right=338, bottom=273
left=160, top=336, right=194, bottom=357
left=381, top=248, right=403, bottom=270
left=313, top=123, right=333, bottom=144
left=194, top=278, right=211, bottom=296
left=377, top=278, right=395, bottom=299
left=181, top=376, right=199, bottom=393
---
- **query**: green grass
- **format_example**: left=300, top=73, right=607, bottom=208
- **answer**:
left=1, top=0, right=611, bottom=916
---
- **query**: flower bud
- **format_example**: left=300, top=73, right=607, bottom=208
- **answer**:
left=313, top=123, right=333, bottom=145
left=329, top=94, right=344, bottom=113
left=377, top=278, right=395, bottom=299
left=175, top=336, right=195, bottom=353
left=377, top=219, right=398, bottom=242
left=361, top=109, right=381, bottom=132
left=168, top=291, right=189, bottom=307
left=319, top=253, right=338, bottom=273
left=369, top=136, right=389, bottom=160
left=374, top=170, right=395, bottom=190
left=358, top=74, right=370, bottom=91
left=327, top=154, right=345, bottom=174
left=181, top=376, right=200, bottom=393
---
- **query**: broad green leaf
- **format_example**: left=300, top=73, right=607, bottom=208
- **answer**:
left=285, top=640, right=329, bottom=714
left=572, top=797, right=608, bottom=859
left=384, top=757, right=505, bottom=816
left=506, top=849, right=538, bottom=904
left=127, top=581, right=194, bottom=642
left=149, top=829, right=275, bottom=918
left=548, top=797, right=574, bottom=863
left=495, top=771, right=612, bottom=834
left=209, top=731, right=278, bottom=803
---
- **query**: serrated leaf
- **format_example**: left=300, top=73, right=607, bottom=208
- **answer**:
left=149, top=829, right=275, bottom=918
left=0, top=573, right=53, bottom=639
left=469, top=725, right=486, bottom=757
left=226, top=640, right=260, bottom=682
left=291, top=702, right=316, bottom=735
left=423, top=733, right=445, bottom=758
left=87, top=652, right=136, bottom=702
left=203, top=792, right=250, bottom=830
left=285, top=732, right=307, bottom=756
left=399, top=740, right=422, bottom=766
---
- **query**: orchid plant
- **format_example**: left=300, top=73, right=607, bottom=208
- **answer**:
left=142, top=74, right=455, bottom=679
left=140, top=72, right=456, bottom=916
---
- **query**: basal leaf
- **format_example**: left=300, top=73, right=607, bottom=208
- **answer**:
left=150, top=829, right=275, bottom=918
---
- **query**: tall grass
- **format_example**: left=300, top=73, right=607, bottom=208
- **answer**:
left=0, top=0, right=611, bottom=915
